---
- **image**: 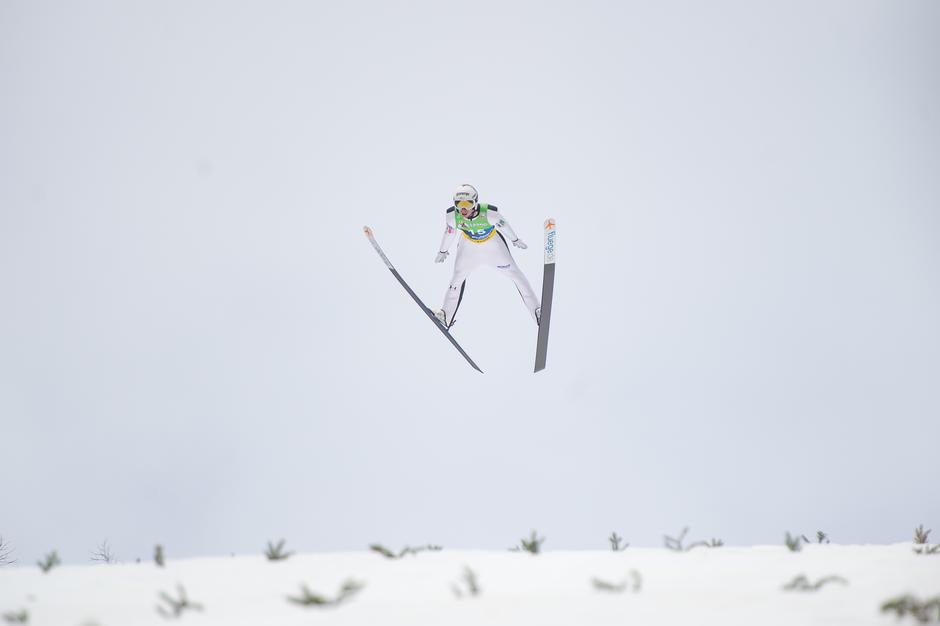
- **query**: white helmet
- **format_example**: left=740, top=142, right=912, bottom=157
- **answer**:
left=454, top=184, right=478, bottom=213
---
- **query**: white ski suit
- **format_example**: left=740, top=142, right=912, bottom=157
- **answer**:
left=436, top=203, right=540, bottom=327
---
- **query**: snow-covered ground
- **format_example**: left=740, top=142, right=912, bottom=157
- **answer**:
left=2, top=544, right=938, bottom=625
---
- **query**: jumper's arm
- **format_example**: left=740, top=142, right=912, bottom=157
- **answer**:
left=436, top=208, right=458, bottom=261
left=490, top=206, right=523, bottom=245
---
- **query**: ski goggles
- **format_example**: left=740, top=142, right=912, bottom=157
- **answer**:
left=456, top=199, right=477, bottom=211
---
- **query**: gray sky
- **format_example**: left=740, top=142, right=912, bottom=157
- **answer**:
left=1, top=0, right=938, bottom=564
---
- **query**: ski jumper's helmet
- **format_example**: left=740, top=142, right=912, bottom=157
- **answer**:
left=454, top=184, right=479, bottom=215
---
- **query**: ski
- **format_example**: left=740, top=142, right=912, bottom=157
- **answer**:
left=534, top=218, right=556, bottom=373
left=363, top=226, right=483, bottom=373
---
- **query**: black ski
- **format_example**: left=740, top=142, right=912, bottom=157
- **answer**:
left=363, top=226, right=483, bottom=373
left=534, top=218, right=556, bottom=373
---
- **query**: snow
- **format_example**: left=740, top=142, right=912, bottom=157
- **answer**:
left=2, top=544, right=938, bottom=625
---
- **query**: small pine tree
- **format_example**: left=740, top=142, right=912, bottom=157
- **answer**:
left=608, top=532, right=629, bottom=551
left=288, top=580, right=364, bottom=607
left=265, top=539, right=294, bottom=561
left=156, top=585, right=203, bottom=618
left=451, top=566, right=481, bottom=598
left=784, top=532, right=803, bottom=552
left=514, top=531, right=545, bottom=554
left=38, top=551, right=61, bottom=573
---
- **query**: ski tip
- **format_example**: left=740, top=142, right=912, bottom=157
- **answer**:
left=544, top=217, right=557, bottom=265
left=363, top=226, right=373, bottom=237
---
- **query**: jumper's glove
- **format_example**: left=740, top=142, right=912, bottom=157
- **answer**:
left=512, top=238, right=527, bottom=249
left=435, top=250, right=449, bottom=263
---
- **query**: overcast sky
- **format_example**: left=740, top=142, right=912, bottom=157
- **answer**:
left=1, top=0, right=938, bottom=564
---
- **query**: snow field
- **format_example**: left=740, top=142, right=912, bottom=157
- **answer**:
left=1, top=544, right=938, bottom=626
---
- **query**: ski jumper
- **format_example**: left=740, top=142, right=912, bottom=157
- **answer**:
left=437, top=203, right=540, bottom=327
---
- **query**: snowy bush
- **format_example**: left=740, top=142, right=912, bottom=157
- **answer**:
left=155, top=585, right=203, bottom=619
left=2, top=609, right=28, bottom=624
left=0, top=536, right=14, bottom=566
left=664, top=527, right=723, bottom=551
left=264, top=539, right=294, bottom=561
left=37, top=551, right=60, bottom=573
left=784, top=530, right=830, bottom=552
left=591, top=570, right=642, bottom=593
left=608, top=532, right=629, bottom=551
left=287, top=580, right=364, bottom=607
left=91, top=540, right=116, bottom=564
left=510, top=531, right=545, bottom=554
left=913, top=525, right=940, bottom=555
left=154, top=544, right=165, bottom=567
left=784, top=532, right=804, bottom=552
left=369, top=544, right=442, bottom=559
left=782, top=574, right=847, bottom=591
left=451, top=566, right=481, bottom=598
left=880, top=594, right=940, bottom=623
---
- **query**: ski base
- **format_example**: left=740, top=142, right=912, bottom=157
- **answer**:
left=534, top=218, right=556, bottom=372
left=364, top=226, right=483, bottom=373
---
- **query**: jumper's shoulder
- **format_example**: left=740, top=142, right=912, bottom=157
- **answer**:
left=486, top=204, right=498, bottom=212
left=446, top=206, right=455, bottom=213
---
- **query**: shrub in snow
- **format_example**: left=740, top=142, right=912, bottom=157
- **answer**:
left=155, top=585, right=203, bottom=619
left=913, top=525, right=940, bottom=555
left=510, top=531, right=545, bottom=554
left=797, top=531, right=830, bottom=544
left=91, top=540, right=116, bottom=564
left=369, top=544, right=442, bottom=559
left=0, top=537, right=14, bottom=566
left=591, top=570, right=642, bottom=593
left=2, top=609, right=28, bottom=624
left=880, top=594, right=940, bottom=623
left=664, top=527, right=723, bottom=551
left=265, top=539, right=294, bottom=561
left=37, top=551, right=60, bottom=573
left=664, top=527, right=689, bottom=551
left=154, top=544, right=165, bottom=567
left=782, top=574, right=847, bottom=591
left=287, top=580, right=364, bottom=607
left=608, top=532, right=629, bottom=551
left=451, top=566, right=481, bottom=598
left=784, top=532, right=803, bottom=552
